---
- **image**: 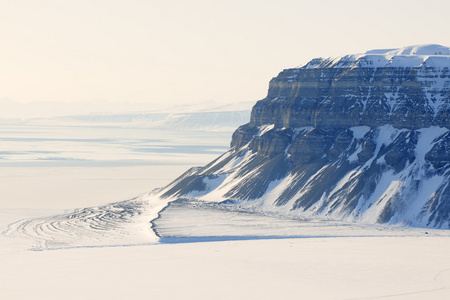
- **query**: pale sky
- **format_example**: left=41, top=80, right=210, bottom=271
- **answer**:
left=1, top=0, right=450, bottom=108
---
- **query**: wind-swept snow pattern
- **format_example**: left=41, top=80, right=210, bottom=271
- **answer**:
left=3, top=193, right=169, bottom=250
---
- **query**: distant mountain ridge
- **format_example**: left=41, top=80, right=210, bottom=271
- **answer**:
left=157, top=44, right=450, bottom=228
left=0, top=98, right=254, bottom=120
left=0, top=101, right=253, bottom=132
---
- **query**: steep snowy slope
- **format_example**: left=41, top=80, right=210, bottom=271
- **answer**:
left=158, top=44, right=450, bottom=228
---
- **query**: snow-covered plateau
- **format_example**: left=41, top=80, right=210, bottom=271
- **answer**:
left=4, top=45, right=450, bottom=299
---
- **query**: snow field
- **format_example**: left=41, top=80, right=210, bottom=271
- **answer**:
left=3, top=216, right=450, bottom=300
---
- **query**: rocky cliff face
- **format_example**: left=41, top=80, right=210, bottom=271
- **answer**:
left=250, top=66, right=450, bottom=130
left=159, top=44, right=450, bottom=229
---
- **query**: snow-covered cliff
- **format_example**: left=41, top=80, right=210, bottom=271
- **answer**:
left=159, top=44, right=450, bottom=228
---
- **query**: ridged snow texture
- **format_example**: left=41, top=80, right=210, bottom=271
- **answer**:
left=161, top=45, right=450, bottom=228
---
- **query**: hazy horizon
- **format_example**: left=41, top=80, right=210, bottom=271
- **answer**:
left=2, top=0, right=450, bottom=110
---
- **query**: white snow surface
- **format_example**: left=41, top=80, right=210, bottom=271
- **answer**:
left=4, top=119, right=450, bottom=299
left=4, top=206, right=450, bottom=300
left=304, top=44, right=450, bottom=69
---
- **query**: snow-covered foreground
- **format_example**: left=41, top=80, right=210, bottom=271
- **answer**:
left=2, top=209, right=450, bottom=300
left=3, top=195, right=450, bottom=299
